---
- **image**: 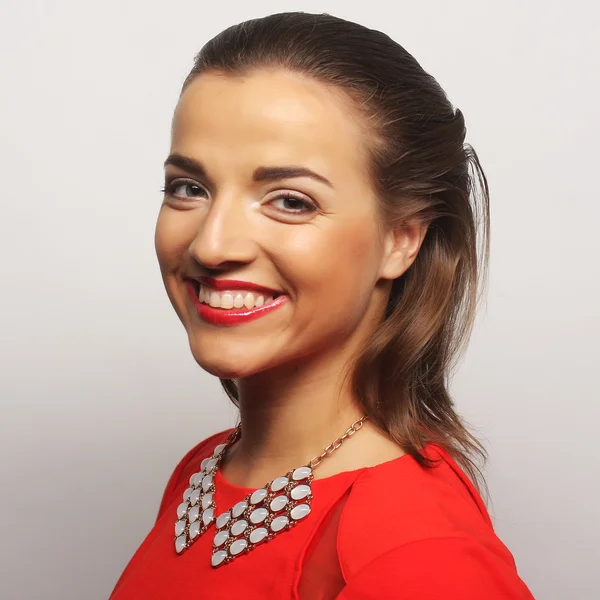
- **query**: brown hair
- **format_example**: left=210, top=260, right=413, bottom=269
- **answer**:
left=181, top=11, right=490, bottom=497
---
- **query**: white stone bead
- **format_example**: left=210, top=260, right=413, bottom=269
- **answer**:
left=205, top=458, right=218, bottom=471
left=292, top=466, right=312, bottom=481
left=216, top=512, right=231, bottom=529
left=177, top=502, right=189, bottom=519
left=211, top=550, right=228, bottom=567
left=250, top=488, right=268, bottom=505
left=200, top=458, right=210, bottom=471
left=192, top=472, right=203, bottom=487
left=229, top=539, right=248, bottom=556
left=183, top=487, right=193, bottom=502
left=290, top=503, right=311, bottom=521
left=175, top=535, right=187, bottom=554
left=232, top=501, right=248, bottom=518
left=230, top=519, right=248, bottom=537
left=188, top=505, right=200, bottom=524
left=270, top=476, right=289, bottom=492
left=213, top=443, right=227, bottom=457
left=189, top=521, right=201, bottom=539
left=189, top=471, right=198, bottom=486
left=189, top=488, right=201, bottom=506
left=249, top=527, right=269, bottom=544
left=270, top=495, right=289, bottom=512
left=202, top=474, right=213, bottom=493
left=249, top=507, right=269, bottom=524
left=175, top=519, right=186, bottom=537
left=270, top=515, right=289, bottom=532
left=213, top=530, right=229, bottom=547
left=202, top=493, right=213, bottom=510
left=291, top=484, right=311, bottom=501
left=203, top=507, right=215, bottom=526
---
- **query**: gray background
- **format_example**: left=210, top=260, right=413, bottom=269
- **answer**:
left=1, top=1, right=598, bottom=599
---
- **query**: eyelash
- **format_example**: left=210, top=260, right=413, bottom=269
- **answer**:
left=160, top=179, right=318, bottom=215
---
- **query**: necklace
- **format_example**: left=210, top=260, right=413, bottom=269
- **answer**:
left=173, top=416, right=368, bottom=568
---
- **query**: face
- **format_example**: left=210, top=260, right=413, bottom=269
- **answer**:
left=155, top=69, right=414, bottom=380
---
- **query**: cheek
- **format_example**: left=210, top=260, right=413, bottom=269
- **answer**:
left=283, top=219, right=381, bottom=320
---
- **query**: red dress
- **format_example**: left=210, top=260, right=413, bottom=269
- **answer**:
left=110, top=429, right=535, bottom=599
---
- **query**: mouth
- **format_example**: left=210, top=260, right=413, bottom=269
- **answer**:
left=183, top=279, right=288, bottom=327
left=185, top=279, right=283, bottom=311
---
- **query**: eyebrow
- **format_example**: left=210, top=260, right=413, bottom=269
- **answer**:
left=163, top=153, right=333, bottom=188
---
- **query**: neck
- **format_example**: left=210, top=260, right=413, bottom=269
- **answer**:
left=217, top=296, right=406, bottom=488
left=220, top=349, right=366, bottom=487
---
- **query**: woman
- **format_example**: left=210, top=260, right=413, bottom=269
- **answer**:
left=110, top=11, right=535, bottom=600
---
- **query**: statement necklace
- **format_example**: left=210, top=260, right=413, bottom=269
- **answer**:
left=174, top=416, right=368, bottom=568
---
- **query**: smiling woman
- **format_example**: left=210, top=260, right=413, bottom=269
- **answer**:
left=109, top=11, right=535, bottom=600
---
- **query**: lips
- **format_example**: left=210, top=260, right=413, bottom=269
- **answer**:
left=189, top=276, right=282, bottom=298
left=184, top=280, right=288, bottom=326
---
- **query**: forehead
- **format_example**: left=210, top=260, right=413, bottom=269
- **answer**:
left=171, top=69, right=370, bottom=181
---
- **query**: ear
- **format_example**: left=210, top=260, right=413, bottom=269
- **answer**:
left=378, top=217, right=429, bottom=281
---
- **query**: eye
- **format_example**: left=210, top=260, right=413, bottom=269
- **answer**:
left=267, top=193, right=317, bottom=215
left=161, top=179, right=207, bottom=200
left=161, top=179, right=318, bottom=216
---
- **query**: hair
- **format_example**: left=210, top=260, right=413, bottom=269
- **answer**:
left=180, top=11, right=491, bottom=497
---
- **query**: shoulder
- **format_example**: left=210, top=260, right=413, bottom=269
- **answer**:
left=337, top=444, right=534, bottom=598
left=155, top=428, right=233, bottom=522
left=336, top=536, right=535, bottom=599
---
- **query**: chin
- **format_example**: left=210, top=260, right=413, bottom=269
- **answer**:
left=196, top=361, right=248, bottom=380
left=187, top=340, right=261, bottom=380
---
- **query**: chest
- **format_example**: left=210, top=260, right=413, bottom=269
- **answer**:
left=110, top=473, right=358, bottom=600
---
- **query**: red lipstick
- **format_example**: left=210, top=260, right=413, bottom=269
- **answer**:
left=197, top=276, right=281, bottom=297
left=185, top=281, right=288, bottom=327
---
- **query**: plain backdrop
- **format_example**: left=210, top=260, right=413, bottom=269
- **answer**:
left=1, top=1, right=598, bottom=599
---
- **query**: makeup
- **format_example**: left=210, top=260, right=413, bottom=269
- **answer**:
left=185, top=281, right=288, bottom=326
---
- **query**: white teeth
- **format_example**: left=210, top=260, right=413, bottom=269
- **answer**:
left=198, top=285, right=277, bottom=310
left=220, top=293, right=234, bottom=309
left=233, top=293, right=244, bottom=308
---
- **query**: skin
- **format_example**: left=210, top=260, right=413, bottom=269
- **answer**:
left=155, top=69, right=428, bottom=487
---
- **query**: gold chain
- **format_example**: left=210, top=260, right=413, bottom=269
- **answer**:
left=308, top=415, right=368, bottom=469
left=226, top=415, right=368, bottom=470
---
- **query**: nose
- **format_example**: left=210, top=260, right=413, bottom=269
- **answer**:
left=188, top=192, right=259, bottom=271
